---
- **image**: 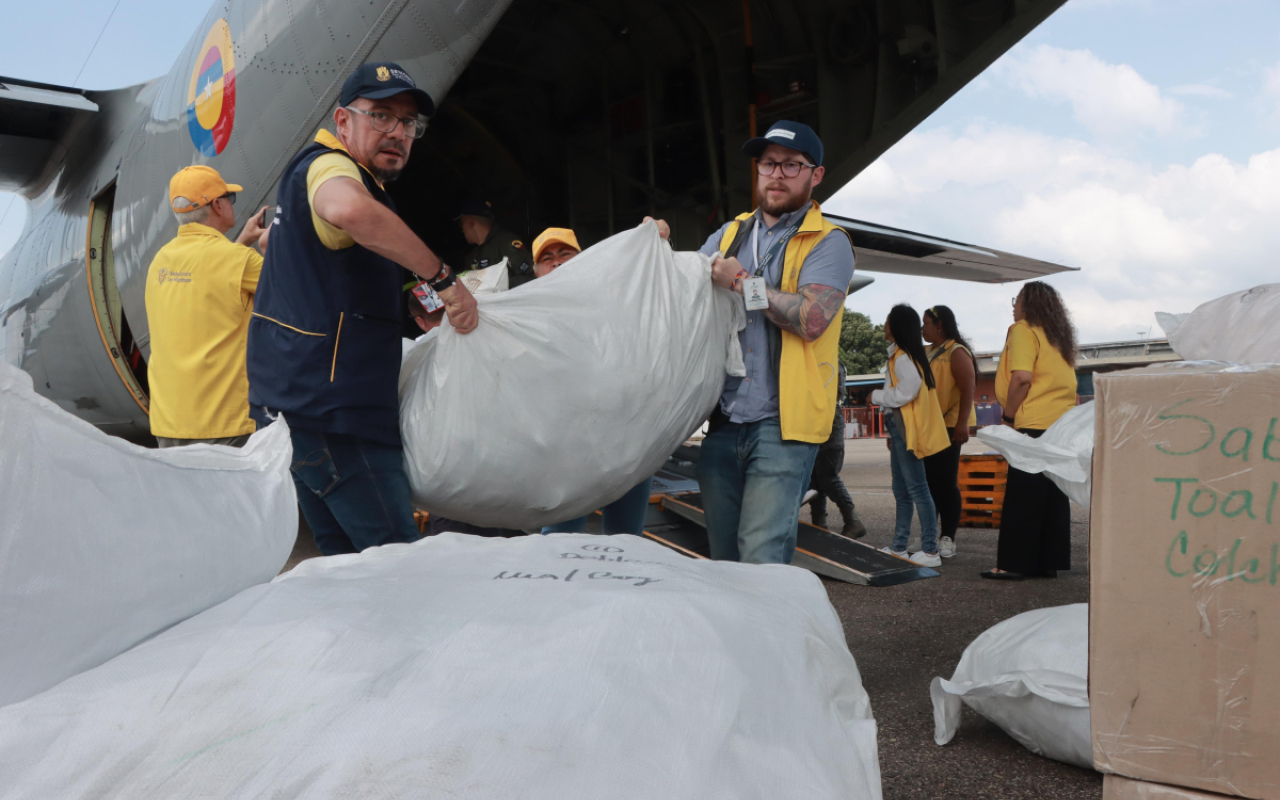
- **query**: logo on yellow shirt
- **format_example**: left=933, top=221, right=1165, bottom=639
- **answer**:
left=157, top=268, right=193, bottom=285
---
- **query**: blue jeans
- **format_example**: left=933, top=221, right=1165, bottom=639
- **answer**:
left=541, top=477, right=654, bottom=535
left=697, top=418, right=819, bottom=564
left=287, top=427, right=421, bottom=556
left=885, top=409, right=939, bottom=554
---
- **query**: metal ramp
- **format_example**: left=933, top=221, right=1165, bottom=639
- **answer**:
left=643, top=492, right=938, bottom=586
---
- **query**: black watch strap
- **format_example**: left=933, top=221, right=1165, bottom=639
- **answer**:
left=1002, top=413, right=1016, bottom=424
left=428, top=264, right=456, bottom=292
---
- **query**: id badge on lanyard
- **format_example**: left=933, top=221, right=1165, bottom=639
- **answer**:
left=744, top=221, right=792, bottom=312
left=412, top=282, right=444, bottom=313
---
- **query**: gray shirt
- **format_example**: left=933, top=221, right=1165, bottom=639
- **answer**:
left=698, top=205, right=856, bottom=424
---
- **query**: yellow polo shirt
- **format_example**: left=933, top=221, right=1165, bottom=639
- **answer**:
left=306, top=129, right=385, bottom=250
left=995, top=320, right=1078, bottom=430
left=144, top=223, right=262, bottom=439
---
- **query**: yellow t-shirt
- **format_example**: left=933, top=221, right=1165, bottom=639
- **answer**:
left=144, top=223, right=262, bottom=439
left=928, top=340, right=975, bottom=429
left=995, top=320, right=1078, bottom=430
left=305, top=130, right=384, bottom=250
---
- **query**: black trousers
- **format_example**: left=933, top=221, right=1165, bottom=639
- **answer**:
left=809, top=444, right=854, bottom=519
left=923, top=429, right=962, bottom=540
left=996, top=428, right=1072, bottom=574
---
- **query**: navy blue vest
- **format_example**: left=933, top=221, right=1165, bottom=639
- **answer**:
left=247, top=141, right=405, bottom=446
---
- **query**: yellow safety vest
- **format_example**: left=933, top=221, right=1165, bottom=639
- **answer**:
left=886, top=352, right=951, bottom=459
left=928, top=339, right=975, bottom=429
left=718, top=201, right=847, bottom=443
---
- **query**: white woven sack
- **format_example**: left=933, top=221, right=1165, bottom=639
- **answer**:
left=0, top=533, right=882, bottom=799
left=0, top=363, right=296, bottom=708
left=1160, top=284, right=1280, bottom=365
left=400, top=222, right=744, bottom=528
left=931, top=603, right=1091, bottom=768
left=976, top=403, right=1095, bottom=506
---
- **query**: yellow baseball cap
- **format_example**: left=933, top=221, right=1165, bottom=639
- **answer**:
left=169, top=165, right=243, bottom=212
left=532, top=228, right=581, bottom=262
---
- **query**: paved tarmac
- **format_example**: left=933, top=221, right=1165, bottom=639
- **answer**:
left=281, top=436, right=1100, bottom=799
left=816, top=438, right=1098, bottom=800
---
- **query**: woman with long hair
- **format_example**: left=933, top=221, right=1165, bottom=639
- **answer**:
left=982, top=281, right=1079, bottom=580
left=921, top=306, right=976, bottom=559
left=870, top=304, right=951, bottom=567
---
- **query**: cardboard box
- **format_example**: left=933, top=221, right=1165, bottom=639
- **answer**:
left=1105, top=775, right=1238, bottom=800
left=1091, top=364, right=1280, bottom=799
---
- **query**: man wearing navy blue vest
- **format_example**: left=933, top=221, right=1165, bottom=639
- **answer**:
left=248, top=63, right=478, bottom=556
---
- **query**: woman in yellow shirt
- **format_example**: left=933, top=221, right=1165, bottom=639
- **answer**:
left=922, top=306, right=976, bottom=560
left=982, top=281, right=1078, bottom=581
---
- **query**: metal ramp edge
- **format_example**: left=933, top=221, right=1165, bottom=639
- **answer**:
left=646, top=493, right=939, bottom=587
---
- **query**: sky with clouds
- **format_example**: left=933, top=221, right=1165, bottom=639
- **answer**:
left=827, top=0, right=1280, bottom=349
left=2, top=0, right=1278, bottom=350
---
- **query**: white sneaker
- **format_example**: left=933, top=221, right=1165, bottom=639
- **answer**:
left=909, top=550, right=942, bottom=568
left=880, top=546, right=908, bottom=558
left=939, top=536, right=956, bottom=558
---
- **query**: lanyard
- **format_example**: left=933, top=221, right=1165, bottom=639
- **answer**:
left=750, top=215, right=803, bottom=282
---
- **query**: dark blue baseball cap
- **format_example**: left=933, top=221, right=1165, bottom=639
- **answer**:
left=742, top=120, right=823, bottom=167
left=339, top=62, right=435, bottom=117
left=453, top=198, right=495, bottom=220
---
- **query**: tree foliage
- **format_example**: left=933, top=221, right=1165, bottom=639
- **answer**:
left=838, top=311, right=888, bottom=375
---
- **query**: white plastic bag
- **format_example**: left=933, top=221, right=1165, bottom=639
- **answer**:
left=400, top=222, right=744, bottom=528
left=0, top=363, right=296, bottom=708
left=930, top=604, right=1091, bottom=769
left=1158, top=284, right=1280, bottom=364
left=0, top=533, right=883, bottom=799
left=976, top=402, right=1095, bottom=506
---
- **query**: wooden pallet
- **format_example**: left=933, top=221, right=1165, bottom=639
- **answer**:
left=958, top=454, right=1007, bottom=528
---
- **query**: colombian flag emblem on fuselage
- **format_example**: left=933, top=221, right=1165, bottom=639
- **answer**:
left=186, top=19, right=236, bottom=157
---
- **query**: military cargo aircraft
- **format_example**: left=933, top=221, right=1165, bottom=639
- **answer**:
left=0, top=0, right=1072, bottom=441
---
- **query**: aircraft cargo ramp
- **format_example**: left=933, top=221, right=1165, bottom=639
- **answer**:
left=629, top=448, right=939, bottom=587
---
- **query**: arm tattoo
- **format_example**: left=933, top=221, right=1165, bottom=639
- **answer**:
left=763, top=284, right=846, bottom=342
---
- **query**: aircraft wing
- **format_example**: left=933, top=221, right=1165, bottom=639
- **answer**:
left=825, top=213, right=1075, bottom=284
left=0, top=76, right=98, bottom=195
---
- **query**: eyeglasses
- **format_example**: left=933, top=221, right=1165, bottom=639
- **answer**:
left=345, top=106, right=428, bottom=138
left=756, top=159, right=818, bottom=178
left=219, top=192, right=236, bottom=206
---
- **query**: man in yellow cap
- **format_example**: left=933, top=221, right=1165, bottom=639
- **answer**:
left=531, top=227, right=581, bottom=277
left=144, top=165, right=268, bottom=447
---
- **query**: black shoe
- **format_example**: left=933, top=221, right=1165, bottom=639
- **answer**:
left=839, top=506, right=868, bottom=539
left=980, top=569, right=1027, bottom=581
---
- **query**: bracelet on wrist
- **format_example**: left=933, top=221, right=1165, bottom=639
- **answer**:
left=428, top=263, right=456, bottom=292
left=1002, top=414, right=1016, bottom=424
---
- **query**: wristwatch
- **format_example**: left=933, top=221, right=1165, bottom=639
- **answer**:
left=1002, top=413, right=1016, bottom=425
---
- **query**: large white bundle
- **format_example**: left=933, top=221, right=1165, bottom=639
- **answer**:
left=0, top=534, right=883, bottom=799
left=401, top=222, right=744, bottom=528
left=976, top=402, right=1095, bottom=505
left=1158, top=283, right=1280, bottom=364
left=0, top=363, right=296, bottom=708
left=930, top=604, right=1091, bottom=768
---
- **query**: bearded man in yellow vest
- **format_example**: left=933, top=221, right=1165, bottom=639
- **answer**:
left=698, top=121, right=856, bottom=564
